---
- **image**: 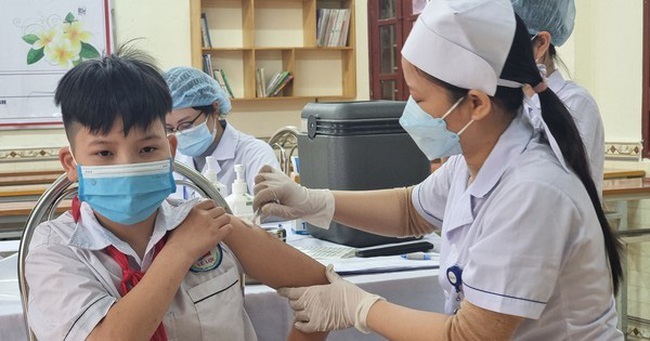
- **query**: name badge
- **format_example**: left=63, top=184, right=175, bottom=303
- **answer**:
left=190, top=244, right=223, bottom=272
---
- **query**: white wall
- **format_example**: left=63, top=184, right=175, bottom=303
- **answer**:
left=0, top=0, right=644, bottom=167
left=571, top=0, right=644, bottom=143
left=0, top=0, right=370, bottom=171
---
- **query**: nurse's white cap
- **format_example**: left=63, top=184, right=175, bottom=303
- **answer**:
left=402, top=0, right=520, bottom=96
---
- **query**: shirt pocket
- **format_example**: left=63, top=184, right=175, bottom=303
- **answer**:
left=187, top=266, right=251, bottom=340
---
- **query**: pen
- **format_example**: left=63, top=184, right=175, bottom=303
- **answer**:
left=400, top=252, right=432, bottom=260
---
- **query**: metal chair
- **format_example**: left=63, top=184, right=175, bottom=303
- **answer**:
left=17, top=161, right=230, bottom=340
left=268, top=126, right=299, bottom=176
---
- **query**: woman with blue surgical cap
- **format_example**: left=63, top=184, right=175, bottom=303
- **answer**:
left=253, top=0, right=624, bottom=339
left=512, top=0, right=605, bottom=194
left=164, top=67, right=279, bottom=198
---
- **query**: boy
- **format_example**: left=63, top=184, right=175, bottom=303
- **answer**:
left=25, top=48, right=327, bottom=340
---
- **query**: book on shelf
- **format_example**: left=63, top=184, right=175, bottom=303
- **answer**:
left=265, top=71, right=293, bottom=97
left=337, top=9, right=351, bottom=47
left=212, top=68, right=232, bottom=98
left=316, top=8, right=351, bottom=47
left=256, top=68, right=267, bottom=98
left=200, top=13, right=212, bottom=48
left=214, top=68, right=235, bottom=99
left=202, top=54, right=214, bottom=76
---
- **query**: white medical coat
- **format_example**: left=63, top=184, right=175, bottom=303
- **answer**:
left=412, top=112, right=622, bottom=340
left=174, top=122, right=280, bottom=198
left=525, top=71, right=605, bottom=194
left=25, top=199, right=257, bottom=340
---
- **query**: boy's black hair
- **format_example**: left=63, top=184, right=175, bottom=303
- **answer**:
left=55, top=45, right=171, bottom=141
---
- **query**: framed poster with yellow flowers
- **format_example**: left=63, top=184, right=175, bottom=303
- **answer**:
left=0, top=0, right=112, bottom=128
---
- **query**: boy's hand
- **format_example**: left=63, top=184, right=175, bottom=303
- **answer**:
left=167, top=200, right=233, bottom=266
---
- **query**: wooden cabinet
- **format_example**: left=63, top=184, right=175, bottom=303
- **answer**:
left=190, top=0, right=356, bottom=102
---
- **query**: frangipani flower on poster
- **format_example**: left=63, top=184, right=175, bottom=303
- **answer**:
left=21, top=12, right=99, bottom=68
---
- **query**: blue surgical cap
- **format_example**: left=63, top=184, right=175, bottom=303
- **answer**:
left=511, top=0, right=575, bottom=47
left=163, top=66, right=232, bottom=116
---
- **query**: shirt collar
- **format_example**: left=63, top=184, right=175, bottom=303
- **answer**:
left=68, top=198, right=199, bottom=257
left=547, top=70, right=567, bottom=94
left=467, top=111, right=536, bottom=198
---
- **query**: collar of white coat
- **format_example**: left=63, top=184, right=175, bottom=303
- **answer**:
left=68, top=198, right=199, bottom=260
left=524, top=71, right=568, bottom=110
left=467, top=111, right=536, bottom=198
left=546, top=70, right=568, bottom=94
left=212, top=122, right=239, bottom=162
left=522, top=82, right=571, bottom=174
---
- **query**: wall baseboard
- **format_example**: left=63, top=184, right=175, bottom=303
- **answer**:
left=0, top=147, right=61, bottom=163
left=628, top=316, right=650, bottom=339
left=605, top=142, right=643, bottom=161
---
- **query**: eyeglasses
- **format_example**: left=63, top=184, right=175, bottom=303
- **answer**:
left=166, top=111, right=205, bottom=134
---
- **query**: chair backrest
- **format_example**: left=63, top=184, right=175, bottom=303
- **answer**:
left=268, top=126, right=299, bottom=175
left=17, top=161, right=230, bottom=340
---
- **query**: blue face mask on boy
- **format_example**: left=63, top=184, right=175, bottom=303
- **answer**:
left=176, top=120, right=216, bottom=157
left=77, top=158, right=176, bottom=225
left=399, top=96, right=470, bottom=160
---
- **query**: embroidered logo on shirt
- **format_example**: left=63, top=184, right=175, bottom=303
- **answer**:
left=190, top=244, right=223, bottom=272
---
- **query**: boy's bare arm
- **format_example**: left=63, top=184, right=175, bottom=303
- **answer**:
left=88, top=202, right=232, bottom=340
left=223, top=216, right=328, bottom=289
left=223, top=216, right=329, bottom=341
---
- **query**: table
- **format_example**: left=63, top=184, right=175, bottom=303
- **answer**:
left=603, top=168, right=646, bottom=180
left=0, top=233, right=444, bottom=340
left=0, top=200, right=72, bottom=240
left=601, top=177, right=650, bottom=334
left=603, top=177, right=650, bottom=231
left=0, top=172, right=62, bottom=187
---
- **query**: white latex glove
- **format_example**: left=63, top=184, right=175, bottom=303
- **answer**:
left=277, top=264, right=385, bottom=333
left=253, top=165, right=334, bottom=229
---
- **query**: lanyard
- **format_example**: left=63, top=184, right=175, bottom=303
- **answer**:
left=446, top=265, right=463, bottom=313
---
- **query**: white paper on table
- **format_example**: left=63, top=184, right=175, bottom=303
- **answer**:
left=314, top=253, right=440, bottom=275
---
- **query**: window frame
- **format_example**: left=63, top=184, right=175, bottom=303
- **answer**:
left=641, top=1, right=650, bottom=158
left=367, top=0, right=419, bottom=101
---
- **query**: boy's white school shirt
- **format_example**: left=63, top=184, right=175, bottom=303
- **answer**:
left=412, top=112, right=622, bottom=340
left=25, top=198, right=257, bottom=340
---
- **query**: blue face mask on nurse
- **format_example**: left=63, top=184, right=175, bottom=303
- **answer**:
left=163, top=67, right=231, bottom=157
left=400, top=96, right=472, bottom=160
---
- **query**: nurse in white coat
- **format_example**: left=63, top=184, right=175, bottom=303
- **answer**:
left=512, top=0, right=605, bottom=193
left=253, top=0, right=624, bottom=339
left=164, top=67, right=280, bottom=198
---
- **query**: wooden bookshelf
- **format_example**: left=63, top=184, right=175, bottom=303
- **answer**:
left=190, top=0, right=356, bottom=102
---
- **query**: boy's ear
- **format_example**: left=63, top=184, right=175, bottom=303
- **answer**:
left=167, top=133, right=178, bottom=159
left=58, top=146, right=78, bottom=182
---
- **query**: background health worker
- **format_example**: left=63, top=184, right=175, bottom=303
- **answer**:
left=512, top=0, right=605, bottom=193
left=254, top=0, right=624, bottom=339
left=164, top=66, right=280, bottom=198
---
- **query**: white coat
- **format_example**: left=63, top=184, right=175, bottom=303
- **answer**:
left=25, top=198, right=257, bottom=340
left=174, top=122, right=280, bottom=198
left=412, top=112, right=622, bottom=340
left=525, top=71, right=605, bottom=194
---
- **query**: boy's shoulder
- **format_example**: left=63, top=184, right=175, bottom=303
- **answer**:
left=29, top=211, right=78, bottom=251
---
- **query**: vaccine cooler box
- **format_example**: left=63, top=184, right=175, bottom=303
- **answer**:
left=298, top=101, right=431, bottom=247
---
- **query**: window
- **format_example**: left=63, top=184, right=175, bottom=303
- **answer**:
left=368, top=0, right=421, bottom=101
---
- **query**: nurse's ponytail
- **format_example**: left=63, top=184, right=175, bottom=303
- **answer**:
left=500, top=14, right=624, bottom=293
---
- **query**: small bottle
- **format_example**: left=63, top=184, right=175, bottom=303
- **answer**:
left=225, top=164, right=255, bottom=221
left=203, top=156, right=227, bottom=197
